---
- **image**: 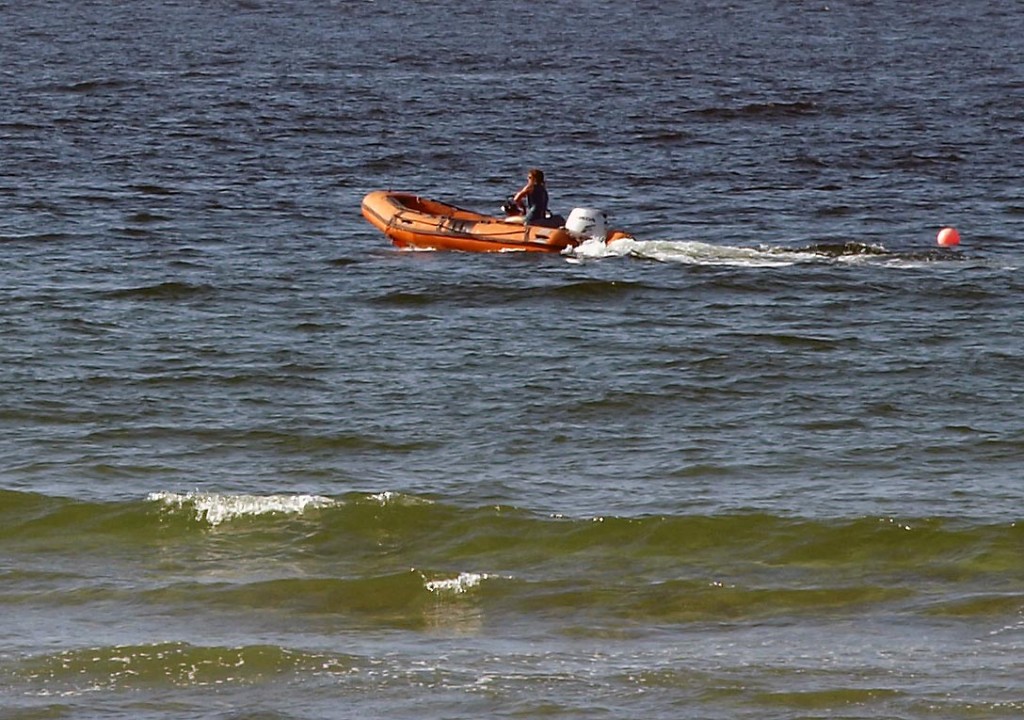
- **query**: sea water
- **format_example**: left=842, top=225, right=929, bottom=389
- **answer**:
left=2, top=1, right=1023, bottom=717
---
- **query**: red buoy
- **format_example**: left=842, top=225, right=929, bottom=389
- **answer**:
left=937, top=227, right=960, bottom=247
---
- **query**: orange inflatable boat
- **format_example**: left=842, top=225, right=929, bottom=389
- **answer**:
left=361, top=190, right=630, bottom=253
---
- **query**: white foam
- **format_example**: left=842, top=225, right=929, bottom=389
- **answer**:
left=148, top=491, right=336, bottom=526
left=569, top=236, right=812, bottom=266
left=367, top=491, right=433, bottom=506
left=424, top=572, right=488, bottom=594
left=567, top=235, right=632, bottom=260
left=369, top=491, right=399, bottom=505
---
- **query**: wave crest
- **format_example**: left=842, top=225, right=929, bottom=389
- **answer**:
left=148, top=491, right=337, bottom=526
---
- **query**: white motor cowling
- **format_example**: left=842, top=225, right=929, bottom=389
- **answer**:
left=565, top=207, right=607, bottom=240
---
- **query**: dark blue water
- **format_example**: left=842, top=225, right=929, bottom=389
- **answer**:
left=2, top=1, right=1023, bottom=718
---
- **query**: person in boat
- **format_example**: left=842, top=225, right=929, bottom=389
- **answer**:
left=507, top=168, right=551, bottom=226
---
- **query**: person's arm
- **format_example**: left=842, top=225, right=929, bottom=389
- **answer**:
left=512, top=181, right=532, bottom=206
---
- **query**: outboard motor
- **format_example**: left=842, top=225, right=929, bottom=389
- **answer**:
left=565, top=207, right=608, bottom=240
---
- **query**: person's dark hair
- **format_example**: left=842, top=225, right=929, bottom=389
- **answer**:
left=528, top=168, right=545, bottom=185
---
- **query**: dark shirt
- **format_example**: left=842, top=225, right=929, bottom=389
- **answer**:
left=523, top=184, right=549, bottom=225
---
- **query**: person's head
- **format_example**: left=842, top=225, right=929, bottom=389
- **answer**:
left=528, top=168, right=545, bottom=186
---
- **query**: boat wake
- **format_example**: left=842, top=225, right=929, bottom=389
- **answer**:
left=566, top=236, right=965, bottom=267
